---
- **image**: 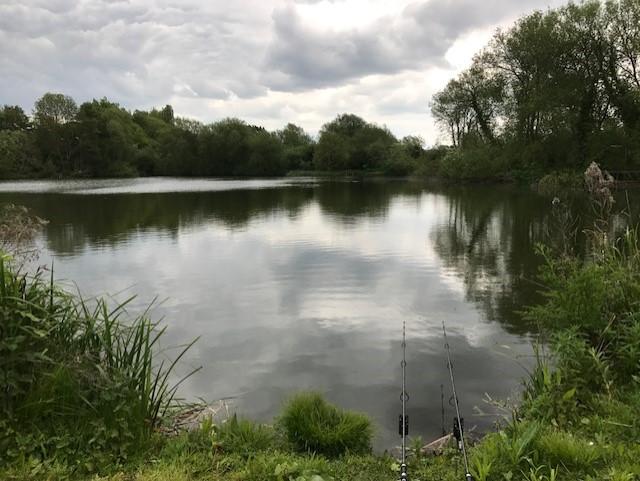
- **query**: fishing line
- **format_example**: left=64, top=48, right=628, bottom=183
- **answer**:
left=443, top=321, right=474, bottom=481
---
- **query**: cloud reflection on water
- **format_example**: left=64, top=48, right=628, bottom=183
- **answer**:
left=0, top=179, right=551, bottom=449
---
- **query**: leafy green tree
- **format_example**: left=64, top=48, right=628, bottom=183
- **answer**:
left=245, top=129, right=287, bottom=176
left=175, top=117, right=204, bottom=135
left=313, top=131, right=351, bottom=170
left=400, top=136, right=425, bottom=158
left=197, top=118, right=252, bottom=176
left=0, top=130, right=41, bottom=178
left=74, top=99, right=149, bottom=177
left=431, top=0, right=640, bottom=177
left=314, top=114, right=396, bottom=171
left=276, top=123, right=315, bottom=170
left=0, top=106, right=30, bottom=131
left=33, top=92, right=78, bottom=126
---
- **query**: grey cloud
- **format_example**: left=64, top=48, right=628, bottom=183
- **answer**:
left=264, top=0, right=561, bottom=91
left=0, top=0, right=269, bottom=112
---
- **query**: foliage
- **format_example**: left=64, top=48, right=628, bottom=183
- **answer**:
left=313, top=114, right=396, bottom=172
left=438, top=144, right=507, bottom=181
left=33, top=93, right=78, bottom=126
left=0, top=258, right=197, bottom=475
left=431, top=0, right=640, bottom=180
left=0, top=131, right=41, bottom=179
left=537, top=172, right=584, bottom=196
left=0, top=105, right=30, bottom=131
left=278, top=392, right=373, bottom=457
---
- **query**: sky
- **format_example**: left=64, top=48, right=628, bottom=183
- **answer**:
left=0, top=0, right=564, bottom=145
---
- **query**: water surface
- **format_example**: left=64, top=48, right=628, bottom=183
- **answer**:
left=0, top=177, right=563, bottom=449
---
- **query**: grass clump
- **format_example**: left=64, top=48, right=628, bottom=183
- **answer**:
left=279, top=392, right=373, bottom=457
left=213, top=414, right=275, bottom=456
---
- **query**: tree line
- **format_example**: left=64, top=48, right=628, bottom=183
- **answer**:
left=431, top=0, right=640, bottom=180
left=0, top=93, right=428, bottom=179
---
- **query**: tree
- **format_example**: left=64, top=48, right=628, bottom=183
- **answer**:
left=0, top=131, right=41, bottom=178
left=313, top=131, right=351, bottom=170
left=432, top=80, right=474, bottom=147
left=74, top=99, right=149, bottom=177
left=314, top=114, right=396, bottom=171
left=33, top=93, right=78, bottom=126
left=276, top=123, right=315, bottom=170
left=400, top=136, right=425, bottom=158
left=0, top=105, right=30, bottom=131
left=175, top=117, right=204, bottom=135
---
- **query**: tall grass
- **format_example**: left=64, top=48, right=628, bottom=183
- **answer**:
left=0, top=257, right=197, bottom=472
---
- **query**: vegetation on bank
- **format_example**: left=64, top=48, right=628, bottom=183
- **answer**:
left=431, top=0, right=640, bottom=181
left=463, top=165, right=640, bottom=480
left=0, top=96, right=428, bottom=179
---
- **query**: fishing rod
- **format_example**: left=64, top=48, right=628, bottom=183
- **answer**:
left=398, top=321, right=409, bottom=481
left=443, top=322, right=474, bottom=481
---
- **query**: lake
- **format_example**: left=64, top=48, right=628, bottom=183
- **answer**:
left=0, top=177, right=569, bottom=449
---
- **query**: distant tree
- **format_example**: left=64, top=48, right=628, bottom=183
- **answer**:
left=277, top=123, right=313, bottom=146
left=314, top=114, right=396, bottom=171
left=245, top=129, right=287, bottom=176
left=149, top=104, right=175, bottom=125
left=323, top=114, right=368, bottom=137
left=0, top=131, right=41, bottom=178
left=175, top=117, right=204, bottom=135
left=197, top=118, right=252, bottom=175
left=276, top=123, right=315, bottom=170
left=74, top=99, right=148, bottom=177
left=313, top=131, right=351, bottom=170
left=33, top=93, right=78, bottom=126
left=0, top=105, right=30, bottom=131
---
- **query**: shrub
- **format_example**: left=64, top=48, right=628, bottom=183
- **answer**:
left=278, top=392, right=373, bottom=457
left=438, top=145, right=507, bottom=181
left=537, top=171, right=584, bottom=196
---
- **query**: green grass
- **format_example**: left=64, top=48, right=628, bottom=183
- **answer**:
left=278, top=391, right=373, bottom=457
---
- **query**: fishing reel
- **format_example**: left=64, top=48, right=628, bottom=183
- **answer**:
left=452, top=417, right=464, bottom=451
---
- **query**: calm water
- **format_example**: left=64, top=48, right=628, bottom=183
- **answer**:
left=0, top=178, right=566, bottom=449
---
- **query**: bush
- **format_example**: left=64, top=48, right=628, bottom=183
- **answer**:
left=438, top=145, right=507, bottom=181
left=537, top=171, right=584, bottom=196
left=278, top=392, right=373, bottom=457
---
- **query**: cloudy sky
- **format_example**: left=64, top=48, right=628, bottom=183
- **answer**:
left=1, top=0, right=564, bottom=144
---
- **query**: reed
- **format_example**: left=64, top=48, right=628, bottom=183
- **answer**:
left=0, top=257, right=198, bottom=471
